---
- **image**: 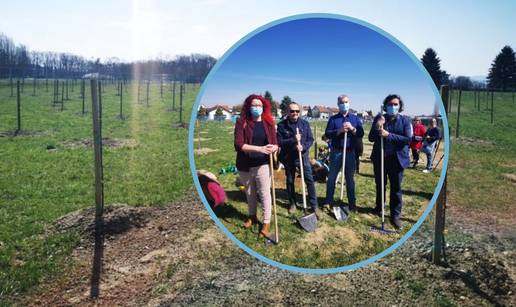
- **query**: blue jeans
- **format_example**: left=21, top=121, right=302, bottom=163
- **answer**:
left=325, top=149, right=356, bottom=206
left=421, top=142, right=436, bottom=170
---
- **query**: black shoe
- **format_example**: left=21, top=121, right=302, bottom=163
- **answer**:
left=349, top=203, right=357, bottom=212
left=391, top=216, right=403, bottom=229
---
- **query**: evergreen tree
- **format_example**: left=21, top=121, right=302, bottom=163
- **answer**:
left=487, top=45, right=516, bottom=91
left=264, top=90, right=277, bottom=116
left=421, top=48, right=444, bottom=88
left=280, top=96, right=292, bottom=114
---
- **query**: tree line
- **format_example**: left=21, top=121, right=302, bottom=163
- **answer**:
left=0, top=33, right=216, bottom=82
left=421, top=45, right=516, bottom=91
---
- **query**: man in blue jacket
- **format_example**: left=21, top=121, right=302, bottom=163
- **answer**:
left=277, top=102, right=321, bottom=218
left=324, top=95, right=364, bottom=211
left=368, top=94, right=412, bottom=229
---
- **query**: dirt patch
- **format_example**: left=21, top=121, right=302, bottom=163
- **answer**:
left=194, top=148, right=219, bottom=155
left=62, top=138, right=138, bottom=149
left=18, top=191, right=515, bottom=306
left=51, top=204, right=150, bottom=238
left=502, top=173, right=516, bottom=184
left=300, top=223, right=360, bottom=250
left=446, top=205, right=516, bottom=240
left=194, top=137, right=211, bottom=142
left=453, top=136, right=495, bottom=146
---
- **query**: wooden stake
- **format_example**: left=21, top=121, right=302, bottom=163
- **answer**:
left=172, top=81, right=176, bottom=110
left=89, top=79, right=104, bottom=299
left=432, top=84, right=449, bottom=265
left=146, top=80, right=150, bottom=107
left=456, top=89, right=461, bottom=138
left=16, top=80, right=21, bottom=134
left=60, top=81, right=65, bottom=111
left=119, top=82, right=123, bottom=120
left=490, top=91, right=494, bottom=124
left=179, top=83, right=184, bottom=124
left=269, top=154, right=279, bottom=243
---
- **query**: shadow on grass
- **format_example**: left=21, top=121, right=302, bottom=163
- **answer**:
left=401, top=189, right=434, bottom=200
left=213, top=202, right=247, bottom=225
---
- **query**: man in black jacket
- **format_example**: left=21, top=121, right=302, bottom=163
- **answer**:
left=277, top=102, right=321, bottom=218
left=421, top=117, right=441, bottom=173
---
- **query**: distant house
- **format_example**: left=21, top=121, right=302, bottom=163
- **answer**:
left=302, top=106, right=310, bottom=117
left=312, top=105, right=339, bottom=119
left=207, top=104, right=232, bottom=121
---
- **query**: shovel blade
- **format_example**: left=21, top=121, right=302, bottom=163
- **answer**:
left=333, top=206, right=349, bottom=222
left=265, top=234, right=279, bottom=245
left=298, top=213, right=318, bottom=232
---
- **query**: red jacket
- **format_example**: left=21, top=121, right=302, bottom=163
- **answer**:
left=410, top=123, right=426, bottom=150
left=234, top=117, right=278, bottom=172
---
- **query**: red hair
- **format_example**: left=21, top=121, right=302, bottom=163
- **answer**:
left=239, top=94, right=274, bottom=125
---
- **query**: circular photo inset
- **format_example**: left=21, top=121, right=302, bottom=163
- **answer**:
left=189, top=14, right=448, bottom=272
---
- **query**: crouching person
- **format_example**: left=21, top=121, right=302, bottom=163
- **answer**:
left=234, top=94, right=278, bottom=238
left=277, top=102, right=322, bottom=219
left=197, top=170, right=226, bottom=208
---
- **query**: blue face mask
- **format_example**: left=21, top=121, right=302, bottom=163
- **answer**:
left=338, top=102, right=350, bottom=113
left=386, top=105, right=399, bottom=115
left=250, top=106, right=263, bottom=118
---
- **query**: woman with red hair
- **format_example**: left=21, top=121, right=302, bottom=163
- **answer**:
left=234, top=94, right=278, bottom=238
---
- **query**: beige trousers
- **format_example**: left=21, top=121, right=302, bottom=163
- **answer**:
left=238, top=164, right=272, bottom=224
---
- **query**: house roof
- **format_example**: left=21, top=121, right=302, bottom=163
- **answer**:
left=207, top=104, right=232, bottom=113
left=313, top=105, right=339, bottom=113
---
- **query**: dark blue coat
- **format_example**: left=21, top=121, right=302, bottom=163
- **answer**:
left=325, top=112, right=364, bottom=151
left=277, top=118, right=313, bottom=165
left=368, top=113, right=412, bottom=169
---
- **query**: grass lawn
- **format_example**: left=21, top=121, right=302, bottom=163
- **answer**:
left=446, top=90, right=516, bottom=212
left=194, top=118, right=442, bottom=268
left=0, top=79, right=198, bottom=299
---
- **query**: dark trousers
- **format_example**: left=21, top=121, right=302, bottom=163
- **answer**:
left=284, top=155, right=318, bottom=209
left=411, top=148, right=420, bottom=166
left=373, top=154, right=404, bottom=217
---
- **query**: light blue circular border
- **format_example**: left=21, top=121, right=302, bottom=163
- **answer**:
left=188, top=13, right=450, bottom=274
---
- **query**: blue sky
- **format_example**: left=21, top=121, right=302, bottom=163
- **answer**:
left=1, top=0, right=515, bottom=77
left=201, top=18, right=436, bottom=115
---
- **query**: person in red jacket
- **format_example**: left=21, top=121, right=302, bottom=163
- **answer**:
left=234, top=94, right=278, bottom=238
left=197, top=170, right=226, bottom=208
left=410, top=117, right=426, bottom=168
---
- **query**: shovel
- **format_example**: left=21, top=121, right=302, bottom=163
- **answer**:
left=296, top=128, right=317, bottom=232
left=334, top=130, right=349, bottom=222
left=265, top=153, right=280, bottom=244
left=371, top=133, right=396, bottom=235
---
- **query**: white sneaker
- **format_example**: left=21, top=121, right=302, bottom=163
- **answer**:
left=422, top=169, right=431, bottom=173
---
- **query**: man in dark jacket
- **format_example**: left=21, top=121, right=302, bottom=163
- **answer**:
left=421, top=117, right=441, bottom=173
left=368, top=94, right=412, bottom=229
left=277, top=102, right=321, bottom=218
left=324, top=94, right=364, bottom=211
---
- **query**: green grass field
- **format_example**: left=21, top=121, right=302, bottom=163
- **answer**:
left=194, top=119, right=442, bottom=268
left=446, top=90, right=516, bottom=212
left=0, top=79, right=197, bottom=299
left=1, top=83, right=514, bottom=301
